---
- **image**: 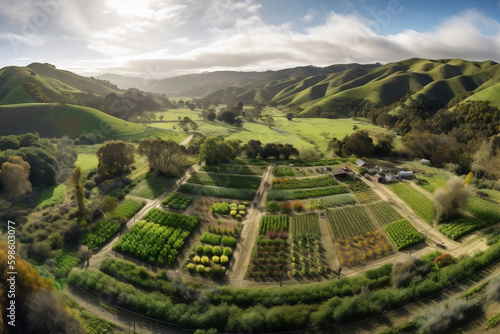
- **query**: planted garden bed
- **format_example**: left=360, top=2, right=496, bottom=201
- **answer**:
left=272, top=175, right=338, bottom=190
left=187, top=172, right=262, bottom=189
left=162, top=192, right=193, bottom=210
left=438, top=217, right=486, bottom=240
left=383, top=219, right=424, bottom=250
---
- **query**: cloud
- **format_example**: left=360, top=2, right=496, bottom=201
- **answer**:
left=303, top=8, right=317, bottom=22
left=120, top=8, right=500, bottom=76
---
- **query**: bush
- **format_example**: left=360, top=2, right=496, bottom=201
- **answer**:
left=220, top=255, right=229, bottom=264
left=186, top=263, right=196, bottom=272
left=201, top=232, right=222, bottom=246
left=267, top=201, right=280, bottom=212
left=196, top=265, right=205, bottom=274
left=204, top=245, right=213, bottom=255
left=201, top=256, right=210, bottom=265
left=221, top=236, right=237, bottom=247
left=193, top=256, right=201, bottom=263
left=212, top=202, right=230, bottom=214
left=223, top=247, right=232, bottom=256
left=280, top=202, right=291, bottom=213
left=195, top=244, right=204, bottom=253
left=292, top=201, right=304, bottom=212
left=212, top=256, right=220, bottom=263
left=213, top=246, right=223, bottom=256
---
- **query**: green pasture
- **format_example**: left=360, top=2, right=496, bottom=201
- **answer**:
left=37, top=184, right=66, bottom=208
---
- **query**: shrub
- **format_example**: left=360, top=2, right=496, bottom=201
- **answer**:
left=267, top=201, right=280, bottom=212
left=201, top=232, right=222, bottom=246
left=223, top=247, right=232, bottom=256
left=186, top=263, right=196, bottom=272
left=221, top=236, right=237, bottom=247
left=212, top=256, right=220, bottom=263
left=205, top=267, right=212, bottom=275
left=196, top=265, right=205, bottom=274
left=195, top=244, right=204, bottom=253
left=193, top=256, right=201, bottom=263
left=292, top=201, right=304, bottom=212
left=212, top=202, right=230, bottom=214
left=280, top=202, right=291, bottom=213
left=220, top=255, right=229, bottom=264
left=201, top=256, right=210, bottom=265
left=230, top=210, right=237, bottom=216
left=204, top=245, right=213, bottom=255
left=213, top=246, right=223, bottom=256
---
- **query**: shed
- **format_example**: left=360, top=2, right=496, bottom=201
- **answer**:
left=332, top=167, right=354, bottom=179
left=356, top=159, right=366, bottom=167
left=398, top=171, right=413, bottom=179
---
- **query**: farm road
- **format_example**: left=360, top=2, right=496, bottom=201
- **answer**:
left=228, top=164, right=275, bottom=285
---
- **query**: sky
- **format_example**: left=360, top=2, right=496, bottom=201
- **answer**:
left=0, top=0, right=499, bottom=78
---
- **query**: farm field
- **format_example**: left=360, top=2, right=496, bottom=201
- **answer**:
left=327, top=207, right=393, bottom=266
left=113, top=208, right=199, bottom=265
left=202, top=163, right=266, bottom=175
left=179, top=183, right=257, bottom=200
left=387, top=182, right=436, bottom=223
left=107, top=198, right=145, bottom=220
left=340, top=177, right=380, bottom=203
left=468, top=196, right=500, bottom=224
left=383, top=219, right=424, bottom=250
left=272, top=175, right=338, bottom=189
left=266, top=185, right=348, bottom=201
left=80, top=219, right=121, bottom=249
left=307, top=193, right=356, bottom=209
left=290, top=214, right=329, bottom=277
left=368, top=201, right=403, bottom=225
left=248, top=215, right=289, bottom=279
left=185, top=224, right=240, bottom=277
left=162, top=192, right=194, bottom=210
left=437, top=217, right=486, bottom=240
left=187, top=171, right=262, bottom=189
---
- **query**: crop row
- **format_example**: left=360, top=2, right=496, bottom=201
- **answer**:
left=353, top=190, right=380, bottom=204
left=202, top=164, right=265, bottom=175
left=318, top=194, right=356, bottom=208
left=187, top=172, right=262, bottom=190
left=80, top=219, right=121, bottom=249
left=162, top=192, right=193, bottom=210
left=108, top=199, right=145, bottom=220
left=113, top=221, right=190, bottom=264
left=179, top=183, right=257, bottom=200
left=387, top=183, right=435, bottom=223
left=273, top=167, right=295, bottom=177
left=143, top=208, right=199, bottom=232
left=272, top=176, right=338, bottom=190
left=468, top=196, right=500, bottom=224
left=368, top=202, right=403, bottom=226
left=438, top=217, right=486, bottom=240
left=383, top=219, right=424, bottom=250
left=200, top=232, right=237, bottom=247
left=291, top=214, right=320, bottom=236
left=267, top=185, right=348, bottom=201
left=259, top=215, right=289, bottom=234
left=327, top=206, right=375, bottom=240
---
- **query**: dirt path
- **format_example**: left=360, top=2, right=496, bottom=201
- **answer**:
left=408, top=179, right=435, bottom=201
left=179, top=134, right=194, bottom=146
left=228, top=164, right=274, bottom=284
left=318, top=213, right=340, bottom=270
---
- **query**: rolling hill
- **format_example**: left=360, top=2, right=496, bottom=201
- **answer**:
left=0, top=103, right=181, bottom=141
left=0, top=63, right=121, bottom=105
left=198, top=58, right=500, bottom=116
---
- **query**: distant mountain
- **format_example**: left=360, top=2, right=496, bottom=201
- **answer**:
left=200, top=58, right=500, bottom=116
left=97, top=64, right=379, bottom=97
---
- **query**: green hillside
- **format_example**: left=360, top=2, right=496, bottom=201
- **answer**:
left=0, top=63, right=122, bottom=105
left=201, top=58, right=500, bottom=117
left=0, top=103, right=182, bottom=141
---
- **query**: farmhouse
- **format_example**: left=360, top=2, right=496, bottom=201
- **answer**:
left=332, top=166, right=354, bottom=179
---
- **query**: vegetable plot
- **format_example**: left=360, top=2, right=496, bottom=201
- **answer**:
left=327, top=206, right=375, bottom=239
left=383, top=219, right=424, bottom=250
left=291, top=214, right=320, bottom=236
left=438, top=217, right=486, bottom=240
left=162, top=192, right=193, bottom=210
left=272, top=176, right=338, bottom=190
left=113, top=208, right=199, bottom=264
left=259, top=215, right=289, bottom=234
left=387, top=183, right=435, bottom=223
left=267, top=185, right=348, bottom=201
left=368, top=202, right=403, bottom=226
left=80, top=219, right=121, bottom=249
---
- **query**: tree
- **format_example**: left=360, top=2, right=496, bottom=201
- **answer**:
left=263, top=115, right=275, bottom=128
left=68, top=166, right=86, bottom=218
left=286, top=113, right=294, bottom=121
left=280, top=144, right=299, bottom=159
left=219, top=111, right=236, bottom=124
left=0, top=156, right=32, bottom=198
left=199, top=136, right=237, bottom=165
left=245, top=139, right=263, bottom=159
left=373, top=133, right=394, bottom=156
left=138, top=138, right=188, bottom=177
left=178, top=117, right=197, bottom=132
left=97, top=141, right=135, bottom=178
left=341, top=131, right=373, bottom=157
left=159, top=115, right=164, bottom=122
